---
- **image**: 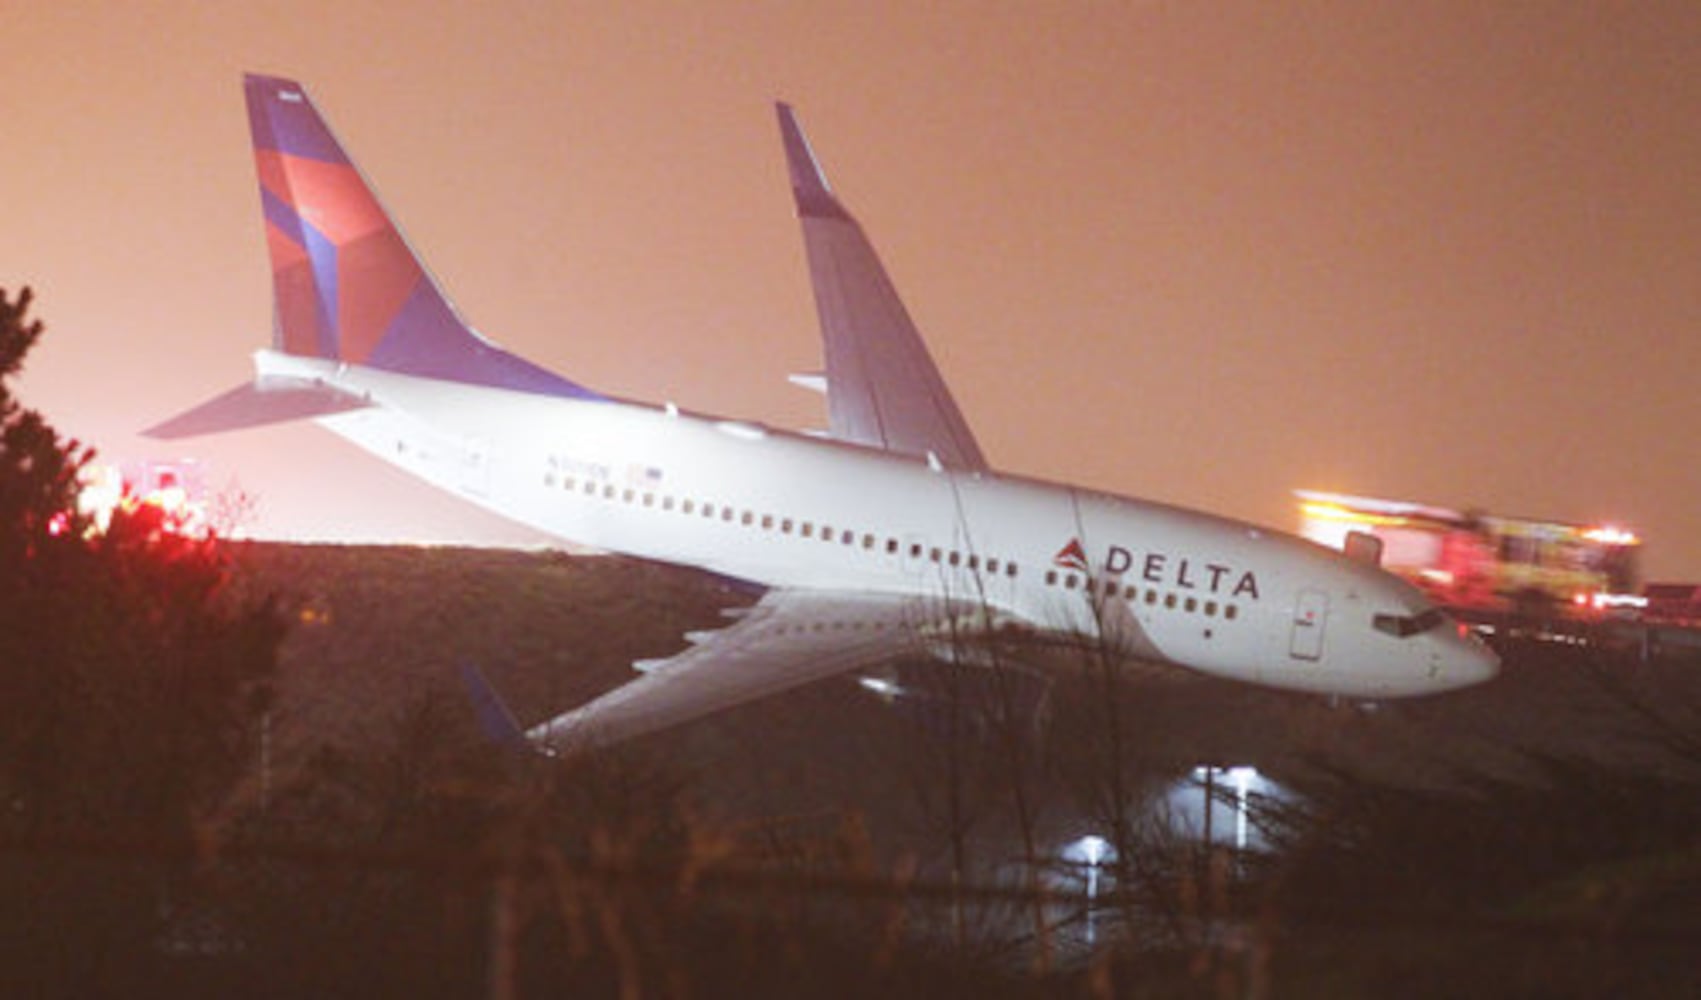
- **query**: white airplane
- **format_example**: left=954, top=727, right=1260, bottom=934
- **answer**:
left=149, top=75, right=1498, bottom=749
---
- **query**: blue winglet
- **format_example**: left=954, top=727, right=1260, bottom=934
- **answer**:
left=458, top=663, right=530, bottom=752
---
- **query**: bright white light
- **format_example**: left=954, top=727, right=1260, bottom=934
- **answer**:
left=1227, top=767, right=1261, bottom=850
left=1582, top=525, right=1638, bottom=546
left=857, top=676, right=901, bottom=698
left=1188, top=765, right=1269, bottom=852
left=1063, top=834, right=1113, bottom=867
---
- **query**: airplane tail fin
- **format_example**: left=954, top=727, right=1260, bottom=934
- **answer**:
left=145, top=75, right=598, bottom=441
left=245, top=74, right=595, bottom=398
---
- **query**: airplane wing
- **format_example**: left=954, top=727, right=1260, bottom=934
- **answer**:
left=527, top=589, right=970, bottom=750
left=776, top=105, right=990, bottom=473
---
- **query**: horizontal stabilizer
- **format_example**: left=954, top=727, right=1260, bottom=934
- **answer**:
left=143, top=377, right=370, bottom=439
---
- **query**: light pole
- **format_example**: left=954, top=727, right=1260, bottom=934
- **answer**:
left=1064, top=834, right=1111, bottom=946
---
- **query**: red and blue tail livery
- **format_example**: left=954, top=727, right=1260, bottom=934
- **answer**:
left=246, top=74, right=595, bottom=398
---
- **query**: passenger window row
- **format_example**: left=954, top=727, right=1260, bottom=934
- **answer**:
left=1041, top=568, right=1240, bottom=621
left=543, top=471, right=1024, bottom=581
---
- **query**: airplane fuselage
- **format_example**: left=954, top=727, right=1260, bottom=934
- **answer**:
left=264, top=350, right=1494, bottom=699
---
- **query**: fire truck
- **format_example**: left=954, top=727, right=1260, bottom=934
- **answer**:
left=1295, top=489, right=1641, bottom=621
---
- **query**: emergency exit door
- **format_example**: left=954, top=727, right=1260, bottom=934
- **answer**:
left=1289, top=589, right=1329, bottom=661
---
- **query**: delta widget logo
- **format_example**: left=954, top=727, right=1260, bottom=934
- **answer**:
left=1053, top=538, right=1089, bottom=573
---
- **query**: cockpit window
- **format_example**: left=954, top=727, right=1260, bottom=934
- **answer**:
left=1373, top=607, right=1448, bottom=639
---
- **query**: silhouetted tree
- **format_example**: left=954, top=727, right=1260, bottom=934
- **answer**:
left=0, top=287, right=285, bottom=992
left=0, top=287, right=87, bottom=557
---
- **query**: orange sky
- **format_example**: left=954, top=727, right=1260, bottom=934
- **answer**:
left=6, top=3, right=1700, bottom=578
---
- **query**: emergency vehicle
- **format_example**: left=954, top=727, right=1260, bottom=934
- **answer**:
left=1296, top=489, right=1640, bottom=619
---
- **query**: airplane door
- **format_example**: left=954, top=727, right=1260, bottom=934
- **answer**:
left=1289, top=589, right=1329, bottom=661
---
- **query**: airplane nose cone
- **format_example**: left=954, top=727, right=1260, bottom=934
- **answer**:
left=1441, top=635, right=1500, bottom=690
left=1463, top=644, right=1500, bottom=685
